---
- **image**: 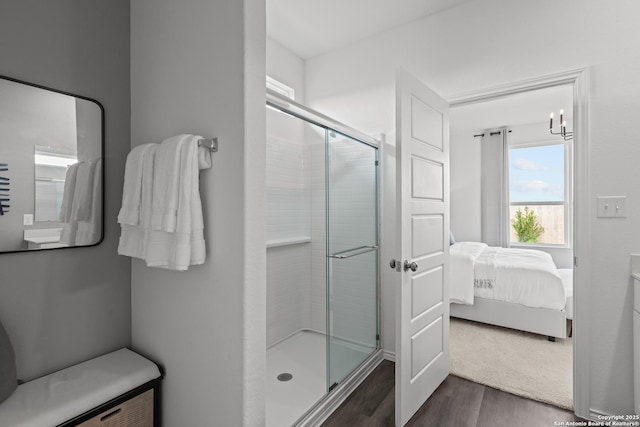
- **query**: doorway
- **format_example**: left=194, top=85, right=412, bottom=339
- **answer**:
left=446, top=68, right=590, bottom=417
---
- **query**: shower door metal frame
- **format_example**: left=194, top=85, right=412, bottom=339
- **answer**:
left=267, top=89, right=379, bottom=148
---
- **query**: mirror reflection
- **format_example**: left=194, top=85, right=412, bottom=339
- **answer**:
left=34, top=146, right=78, bottom=222
left=0, top=76, right=103, bottom=252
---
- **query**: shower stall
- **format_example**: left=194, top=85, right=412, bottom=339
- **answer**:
left=265, top=90, right=381, bottom=427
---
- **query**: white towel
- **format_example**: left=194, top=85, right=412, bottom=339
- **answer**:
left=145, top=135, right=210, bottom=270
left=76, top=160, right=102, bottom=245
left=71, top=161, right=98, bottom=221
left=59, top=163, right=80, bottom=222
left=118, top=135, right=211, bottom=270
left=118, top=144, right=155, bottom=225
left=151, top=135, right=189, bottom=232
left=60, top=161, right=97, bottom=245
left=118, top=145, right=158, bottom=258
left=189, top=140, right=211, bottom=265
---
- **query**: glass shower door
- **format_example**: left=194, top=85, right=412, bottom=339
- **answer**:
left=326, top=130, right=379, bottom=390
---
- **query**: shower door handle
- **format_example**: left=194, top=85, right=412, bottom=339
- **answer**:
left=403, top=260, right=418, bottom=272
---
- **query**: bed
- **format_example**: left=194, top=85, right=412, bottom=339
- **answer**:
left=449, top=241, right=573, bottom=340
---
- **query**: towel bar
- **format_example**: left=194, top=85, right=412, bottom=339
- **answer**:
left=197, top=138, right=218, bottom=152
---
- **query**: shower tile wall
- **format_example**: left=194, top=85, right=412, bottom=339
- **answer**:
left=266, top=109, right=312, bottom=347
left=266, top=245, right=311, bottom=346
left=266, top=119, right=309, bottom=242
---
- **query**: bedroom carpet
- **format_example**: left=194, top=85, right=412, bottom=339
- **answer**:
left=450, top=317, right=573, bottom=410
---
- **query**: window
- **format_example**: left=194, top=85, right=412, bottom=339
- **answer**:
left=508, top=142, right=571, bottom=246
left=266, top=75, right=295, bottom=100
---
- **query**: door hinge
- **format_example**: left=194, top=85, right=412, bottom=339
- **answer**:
left=376, top=334, right=380, bottom=341
left=375, top=160, right=379, bottom=166
left=574, top=256, right=578, bottom=267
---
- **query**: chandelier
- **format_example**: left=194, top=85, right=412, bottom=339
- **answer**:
left=549, top=109, right=573, bottom=141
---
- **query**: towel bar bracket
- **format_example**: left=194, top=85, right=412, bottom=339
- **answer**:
left=198, top=138, right=218, bottom=152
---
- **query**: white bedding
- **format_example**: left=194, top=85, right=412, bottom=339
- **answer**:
left=449, top=242, right=487, bottom=305
left=450, top=242, right=566, bottom=310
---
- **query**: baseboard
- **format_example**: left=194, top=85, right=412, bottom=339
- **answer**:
left=383, top=350, right=396, bottom=362
left=589, top=409, right=624, bottom=424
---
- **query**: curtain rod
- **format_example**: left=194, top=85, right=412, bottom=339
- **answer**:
left=473, top=130, right=512, bottom=138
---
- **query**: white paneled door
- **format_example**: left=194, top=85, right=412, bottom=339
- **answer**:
left=394, top=69, right=450, bottom=426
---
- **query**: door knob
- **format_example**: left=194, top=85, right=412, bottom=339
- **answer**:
left=404, top=260, right=418, bottom=272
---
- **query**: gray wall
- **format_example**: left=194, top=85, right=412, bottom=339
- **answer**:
left=0, top=0, right=131, bottom=381
left=131, top=0, right=266, bottom=425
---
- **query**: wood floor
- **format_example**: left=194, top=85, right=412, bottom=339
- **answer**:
left=321, top=360, right=583, bottom=427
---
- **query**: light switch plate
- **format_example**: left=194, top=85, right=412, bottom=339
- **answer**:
left=23, top=214, right=33, bottom=225
left=596, top=196, right=627, bottom=218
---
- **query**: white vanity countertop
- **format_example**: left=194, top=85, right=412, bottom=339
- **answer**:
left=23, top=228, right=62, bottom=244
left=24, top=236, right=60, bottom=244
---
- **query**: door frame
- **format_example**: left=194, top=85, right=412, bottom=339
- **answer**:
left=447, top=67, right=590, bottom=419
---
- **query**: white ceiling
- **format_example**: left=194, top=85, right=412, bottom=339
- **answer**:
left=266, top=0, right=573, bottom=134
left=267, top=0, right=473, bottom=59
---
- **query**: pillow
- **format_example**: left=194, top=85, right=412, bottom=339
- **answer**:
left=0, top=318, right=17, bottom=403
left=449, top=231, right=456, bottom=246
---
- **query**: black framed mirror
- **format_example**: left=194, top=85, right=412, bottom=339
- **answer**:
left=0, top=75, right=104, bottom=252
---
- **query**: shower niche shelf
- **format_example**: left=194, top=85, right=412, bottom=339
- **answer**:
left=266, top=236, right=311, bottom=249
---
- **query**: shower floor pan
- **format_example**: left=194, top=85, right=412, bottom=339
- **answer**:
left=266, top=329, right=379, bottom=427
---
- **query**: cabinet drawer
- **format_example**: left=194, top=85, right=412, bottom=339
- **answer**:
left=77, top=389, right=154, bottom=427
